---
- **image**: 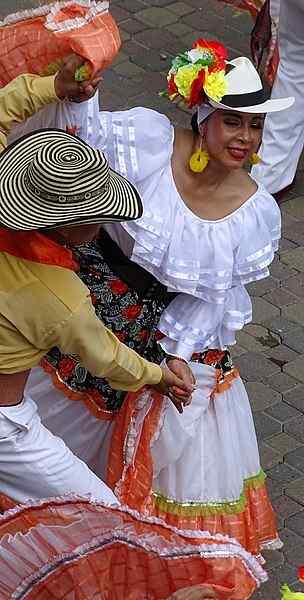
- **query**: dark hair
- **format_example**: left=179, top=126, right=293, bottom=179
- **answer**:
left=191, top=112, right=199, bottom=134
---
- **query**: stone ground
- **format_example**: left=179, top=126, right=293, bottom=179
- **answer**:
left=2, top=0, right=304, bottom=598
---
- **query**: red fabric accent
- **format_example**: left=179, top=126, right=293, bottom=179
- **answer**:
left=0, top=228, right=78, bottom=270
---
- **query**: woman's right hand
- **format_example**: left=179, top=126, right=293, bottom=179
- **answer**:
left=55, top=54, right=102, bottom=102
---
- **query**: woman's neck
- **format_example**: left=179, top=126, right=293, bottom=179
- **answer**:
left=44, top=224, right=102, bottom=246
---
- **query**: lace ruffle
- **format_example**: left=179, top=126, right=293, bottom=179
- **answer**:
left=0, top=0, right=109, bottom=29
left=124, top=182, right=281, bottom=302
left=0, top=494, right=267, bottom=599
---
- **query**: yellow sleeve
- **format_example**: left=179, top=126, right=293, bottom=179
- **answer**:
left=0, top=74, right=58, bottom=152
left=55, top=296, right=162, bottom=392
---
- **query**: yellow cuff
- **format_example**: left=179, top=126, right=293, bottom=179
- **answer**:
left=148, top=364, right=162, bottom=385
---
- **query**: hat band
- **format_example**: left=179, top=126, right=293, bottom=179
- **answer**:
left=25, top=174, right=109, bottom=205
left=221, top=88, right=269, bottom=108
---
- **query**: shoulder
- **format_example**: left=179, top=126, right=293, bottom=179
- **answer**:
left=12, top=258, right=89, bottom=314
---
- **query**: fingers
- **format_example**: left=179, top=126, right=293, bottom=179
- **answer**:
left=168, top=392, right=184, bottom=414
left=62, top=53, right=84, bottom=71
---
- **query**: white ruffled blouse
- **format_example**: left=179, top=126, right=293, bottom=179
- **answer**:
left=9, top=96, right=281, bottom=361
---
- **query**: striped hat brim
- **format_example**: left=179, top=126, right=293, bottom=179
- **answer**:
left=0, top=129, right=143, bottom=230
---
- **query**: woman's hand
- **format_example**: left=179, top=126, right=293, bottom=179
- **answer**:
left=153, top=363, right=195, bottom=414
left=167, top=585, right=218, bottom=600
left=55, top=54, right=102, bottom=102
left=166, top=358, right=196, bottom=406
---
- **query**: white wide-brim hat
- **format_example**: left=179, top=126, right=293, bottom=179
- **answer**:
left=208, top=56, right=294, bottom=113
left=0, top=129, right=143, bottom=231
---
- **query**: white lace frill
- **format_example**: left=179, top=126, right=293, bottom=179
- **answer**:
left=8, top=98, right=281, bottom=360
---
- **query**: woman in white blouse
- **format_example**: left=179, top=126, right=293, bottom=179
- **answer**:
left=12, top=42, right=294, bottom=559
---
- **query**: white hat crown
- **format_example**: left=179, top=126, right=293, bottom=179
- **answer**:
left=225, top=57, right=263, bottom=96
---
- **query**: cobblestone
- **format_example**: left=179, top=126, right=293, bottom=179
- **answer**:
left=266, top=432, right=302, bottom=454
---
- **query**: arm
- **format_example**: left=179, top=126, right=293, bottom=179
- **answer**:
left=54, top=296, right=192, bottom=400
left=1, top=55, right=100, bottom=152
left=0, top=74, right=57, bottom=151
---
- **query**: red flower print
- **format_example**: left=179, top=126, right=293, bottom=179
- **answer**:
left=139, top=330, right=149, bottom=343
left=110, top=279, right=129, bottom=295
left=90, top=292, right=97, bottom=305
left=122, top=304, right=142, bottom=321
left=66, top=125, right=78, bottom=136
left=58, top=357, right=76, bottom=378
left=189, top=68, right=206, bottom=108
left=204, top=350, right=225, bottom=366
left=116, top=331, right=126, bottom=342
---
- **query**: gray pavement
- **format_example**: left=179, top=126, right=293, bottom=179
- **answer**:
left=2, top=0, right=304, bottom=597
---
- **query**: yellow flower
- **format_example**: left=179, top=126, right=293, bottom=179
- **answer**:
left=204, top=70, right=227, bottom=102
left=174, top=64, right=201, bottom=99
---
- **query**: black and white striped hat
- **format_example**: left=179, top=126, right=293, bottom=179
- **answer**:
left=0, top=129, right=143, bottom=230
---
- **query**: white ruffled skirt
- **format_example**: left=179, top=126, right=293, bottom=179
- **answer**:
left=108, top=362, right=282, bottom=557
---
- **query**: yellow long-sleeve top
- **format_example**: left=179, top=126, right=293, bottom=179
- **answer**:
left=0, top=74, right=162, bottom=390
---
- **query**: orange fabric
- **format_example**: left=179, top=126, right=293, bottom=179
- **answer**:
left=0, top=497, right=261, bottom=600
left=107, top=388, right=163, bottom=513
left=0, top=2, right=121, bottom=87
left=0, top=227, right=78, bottom=270
left=211, top=368, right=240, bottom=398
left=152, top=483, right=279, bottom=556
left=41, top=358, right=116, bottom=421
left=107, top=388, right=279, bottom=557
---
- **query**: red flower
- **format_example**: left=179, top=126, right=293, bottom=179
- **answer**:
left=192, top=39, right=228, bottom=71
left=189, top=68, right=206, bottom=108
left=168, top=74, right=178, bottom=97
left=58, top=357, right=76, bottom=379
left=139, top=330, right=149, bottom=343
left=122, top=304, right=142, bottom=321
left=116, top=331, right=126, bottom=342
left=110, top=279, right=129, bottom=295
left=90, top=292, right=97, bottom=305
left=204, top=350, right=225, bottom=366
left=298, top=566, right=304, bottom=582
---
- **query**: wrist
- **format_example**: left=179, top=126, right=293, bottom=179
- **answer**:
left=166, top=355, right=188, bottom=366
left=54, top=74, right=64, bottom=100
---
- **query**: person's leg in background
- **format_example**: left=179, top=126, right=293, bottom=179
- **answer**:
left=252, top=0, right=304, bottom=195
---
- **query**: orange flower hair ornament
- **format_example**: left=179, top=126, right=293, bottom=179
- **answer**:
left=162, top=38, right=228, bottom=108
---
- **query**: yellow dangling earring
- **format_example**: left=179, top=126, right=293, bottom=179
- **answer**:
left=189, top=138, right=209, bottom=173
left=250, top=152, right=261, bottom=165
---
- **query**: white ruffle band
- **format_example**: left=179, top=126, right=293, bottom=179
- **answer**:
left=0, top=1, right=109, bottom=30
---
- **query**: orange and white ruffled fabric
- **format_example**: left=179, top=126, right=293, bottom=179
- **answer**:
left=108, top=362, right=282, bottom=558
left=217, top=0, right=279, bottom=85
left=0, top=495, right=267, bottom=599
left=0, top=1, right=121, bottom=87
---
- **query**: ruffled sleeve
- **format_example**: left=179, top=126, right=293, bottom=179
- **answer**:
left=8, top=93, right=174, bottom=187
left=232, top=186, right=281, bottom=285
left=158, top=286, right=252, bottom=361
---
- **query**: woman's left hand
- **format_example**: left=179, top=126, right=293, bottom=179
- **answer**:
left=166, top=358, right=196, bottom=406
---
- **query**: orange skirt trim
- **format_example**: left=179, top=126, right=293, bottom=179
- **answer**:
left=0, top=496, right=267, bottom=600
left=107, top=386, right=280, bottom=557
left=41, top=359, right=116, bottom=421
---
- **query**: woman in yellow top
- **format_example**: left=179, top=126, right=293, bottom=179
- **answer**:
left=0, top=57, right=193, bottom=505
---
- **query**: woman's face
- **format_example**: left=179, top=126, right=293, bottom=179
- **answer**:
left=202, top=110, right=264, bottom=169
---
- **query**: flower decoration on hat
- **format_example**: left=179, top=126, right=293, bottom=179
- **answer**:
left=163, top=38, right=228, bottom=108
